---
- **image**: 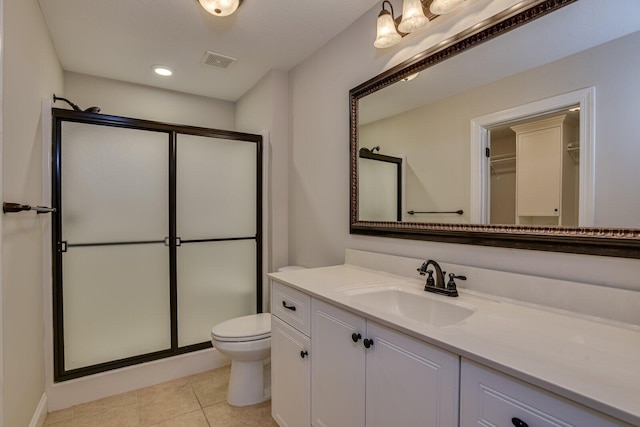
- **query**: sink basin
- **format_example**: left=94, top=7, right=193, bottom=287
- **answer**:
left=345, top=286, right=475, bottom=327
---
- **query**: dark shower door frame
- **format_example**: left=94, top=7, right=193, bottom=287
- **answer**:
left=358, top=149, right=403, bottom=221
left=51, top=108, right=263, bottom=382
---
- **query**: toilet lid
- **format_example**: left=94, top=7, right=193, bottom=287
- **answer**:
left=211, top=313, right=271, bottom=342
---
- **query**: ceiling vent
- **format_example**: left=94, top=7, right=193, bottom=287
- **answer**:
left=201, top=51, right=238, bottom=70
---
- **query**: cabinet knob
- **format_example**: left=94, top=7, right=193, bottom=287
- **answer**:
left=282, top=301, right=296, bottom=311
left=511, top=418, right=528, bottom=427
left=351, top=333, right=362, bottom=342
left=363, top=338, right=374, bottom=348
left=300, top=350, right=308, bottom=359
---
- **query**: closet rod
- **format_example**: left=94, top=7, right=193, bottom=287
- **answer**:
left=407, top=210, right=463, bottom=215
left=3, top=202, right=56, bottom=214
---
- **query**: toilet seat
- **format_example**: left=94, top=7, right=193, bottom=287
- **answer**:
left=211, top=313, right=271, bottom=342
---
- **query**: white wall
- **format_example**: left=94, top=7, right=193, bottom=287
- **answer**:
left=288, top=0, right=640, bottom=288
left=236, top=69, right=289, bottom=279
left=64, top=72, right=235, bottom=129
left=1, top=0, right=64, bottom=426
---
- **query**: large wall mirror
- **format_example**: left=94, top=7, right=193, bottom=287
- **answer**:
left=350, top=0, right=640, bottom=258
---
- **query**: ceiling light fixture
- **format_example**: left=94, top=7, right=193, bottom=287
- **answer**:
left=374, top=0, right=470, bottom=49
left=198, top=0, right=242, bottom=17
left=152, top=65, right=174, bottom=76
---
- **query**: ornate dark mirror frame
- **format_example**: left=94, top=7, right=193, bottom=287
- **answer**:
left=350, top=0, right=640, bottom=259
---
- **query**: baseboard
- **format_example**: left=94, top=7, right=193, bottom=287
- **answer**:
left=29, top=393, right=48, bottom=427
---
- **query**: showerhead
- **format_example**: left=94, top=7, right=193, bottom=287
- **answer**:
left=53, top=94, right=101, bottom=114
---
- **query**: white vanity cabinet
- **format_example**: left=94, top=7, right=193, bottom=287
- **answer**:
left=460, top=359, right=630, bottom=427
left=271, top=282, right=311, bottom=427
left=311, top=298, right=460, bottom=427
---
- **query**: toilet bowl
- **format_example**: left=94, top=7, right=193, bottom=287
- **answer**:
left=211, top=313, right=271, bottom=407
left=211, top=266, right=305, bottom=407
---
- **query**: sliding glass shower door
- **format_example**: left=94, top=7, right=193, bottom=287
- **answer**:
left=52, top=110, right=261, bottom=381
left=59, top=122, right=171, bottom=372
left=176, top=134, right=259, bottom=347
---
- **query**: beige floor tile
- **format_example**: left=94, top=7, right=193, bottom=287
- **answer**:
left=72, top=390, right=137, bottom=418
left=234, top=400, right=278, bottom=427
left=186, top=365, right=230, bottom=385
left=136, top=377, right=191, bottom=401
left=192, top=375, right=228, bottom=407
left=43, top=420, right=74, bottom=427
left=147, top=410, right=210, bottom=427
left=203, top=402, right=248, bottom=427
left=44, top=407, right=74, bottom=425
left=189, top=365, right=230, bottom=407
left=72, top=403, right=140, bottom=427
left=138, top=385, right=201, bottom=426
left=204, top=400, right=277, bottom=427
left=44, top=367, right=275, bottom=427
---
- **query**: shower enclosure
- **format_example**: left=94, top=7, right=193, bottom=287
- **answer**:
left=51, top=109, right=262, bottom=381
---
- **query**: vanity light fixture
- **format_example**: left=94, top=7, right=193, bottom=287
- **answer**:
left=198, top=0, right=242, bottom=17
left=374, top=0, right=471, bottom=49
left=152, top=65, right=174, bottom=76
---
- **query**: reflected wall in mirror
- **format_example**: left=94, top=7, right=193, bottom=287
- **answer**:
left=350, top=0, right=640, bottom=258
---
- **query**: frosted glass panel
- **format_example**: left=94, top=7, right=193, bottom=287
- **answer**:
left=61, top=122, right=168, bottom=243
left=63, top=244, right=171, bottom=370
left=177, top=134, right=257, bottom=239
left=359, top=157, right=399, bottom=221
left=177, top=240, right=257, bottom=347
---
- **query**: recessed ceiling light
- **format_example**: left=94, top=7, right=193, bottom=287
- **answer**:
left=152, top=65, right=173, bottom=76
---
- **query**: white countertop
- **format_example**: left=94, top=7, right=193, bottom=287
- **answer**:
left=268, top=264, right=640, bottom=426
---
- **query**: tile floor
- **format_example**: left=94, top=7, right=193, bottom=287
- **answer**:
left=44, top=366, right=278, bottom=427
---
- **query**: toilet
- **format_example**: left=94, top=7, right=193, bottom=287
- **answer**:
left=211, top=266, right=305, bottom=407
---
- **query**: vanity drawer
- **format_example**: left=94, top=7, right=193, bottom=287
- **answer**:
left=460, top=359, right=630, bottom=427
left=271, top=281, right=311, bottom=336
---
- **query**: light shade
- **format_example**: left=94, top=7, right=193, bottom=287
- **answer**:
left=374, top=9, right=402, bottom=48
left=198, top=0, right=240, bottom=17
left=398, top=0, right=430, bottom=33
left=429, top=0, right=467, bottom=15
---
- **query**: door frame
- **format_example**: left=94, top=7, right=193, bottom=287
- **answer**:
left=470, top=87, right=595, bottom=226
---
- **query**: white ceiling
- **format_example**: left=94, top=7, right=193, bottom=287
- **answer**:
left=38, top=0, right=380, bottom=102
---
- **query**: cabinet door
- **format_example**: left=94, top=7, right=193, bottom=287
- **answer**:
left=365, top=322, right=460, bottom=427
left=312, top=299, right=367, bottom=427
left=271, top=316, right=311, bottom=427
left=516, top=126, right=562, bottom=217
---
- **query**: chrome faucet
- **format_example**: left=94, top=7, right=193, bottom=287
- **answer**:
left=417, top=259, right=465, bottom=297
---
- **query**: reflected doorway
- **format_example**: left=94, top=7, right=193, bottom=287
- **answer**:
left=470, top=87, right=595, bottom=227
left=488, top=108, right=580, bottom=226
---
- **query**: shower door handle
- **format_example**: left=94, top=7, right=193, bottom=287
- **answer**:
left=164, top=237, right=182, bottom=247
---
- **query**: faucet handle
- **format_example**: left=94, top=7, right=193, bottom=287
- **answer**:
left=417, top=261, right=428, bottom=275
left=425, top=270, right=435, bottom=287
left=447, top=273, right=466, bottom=290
